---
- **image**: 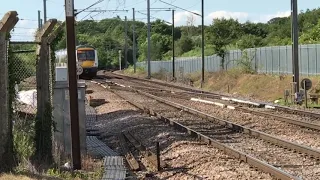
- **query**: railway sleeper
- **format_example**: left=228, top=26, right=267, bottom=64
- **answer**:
left=118, top=133, right=140, bottom=171
left=97, top=79, right=306, bottom=179
left=143, top=110, right=299, bottom=180
left=122, top=131, right=167, bottom=171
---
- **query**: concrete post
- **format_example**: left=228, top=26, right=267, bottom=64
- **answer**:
left=0, top=11, right=19, bottom=171
left=34, top=19, right=57, bottom=161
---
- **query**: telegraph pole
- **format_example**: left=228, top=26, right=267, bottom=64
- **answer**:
left=38, top=10, right=41, bottom=29
left=201, top=0, right=205, bottom=87
left=43, top=0, right=47, bottom=23
left=291, top=0, right=294, bottom=86
left=124, top=16, right=128, bottom=69
left=147, top=0, right=151, bottom=78
left=172, top=10, right=175, bottom=79
left=119, top=50, right=122, bottom=70
left=65, top=0, right=81, bottom=170
left=133, top=8, right=137, bottom=73
left=292, top=0, right=299, bottom=93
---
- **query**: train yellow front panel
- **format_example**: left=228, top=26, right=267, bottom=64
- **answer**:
left=81, top=61, right=95, bottom=68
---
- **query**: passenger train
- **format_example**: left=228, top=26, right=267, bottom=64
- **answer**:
left=55, top=45, right=98, bottom=79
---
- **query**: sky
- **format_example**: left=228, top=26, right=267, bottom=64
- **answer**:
left=0, top=0, right=319, bottom=41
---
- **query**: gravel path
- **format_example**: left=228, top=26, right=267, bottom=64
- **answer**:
left=86, top=81, right=275, bottom=180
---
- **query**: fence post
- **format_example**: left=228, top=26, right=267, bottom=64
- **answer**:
left=46, top=23, right=63, bottom=163
left=47, top=23, right=63, bottom=99
left=0, top=11, right=19, bottom=171
left=34, top=19, right=57, bottom=162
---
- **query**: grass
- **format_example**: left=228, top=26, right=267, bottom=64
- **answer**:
left=0, top=156, right=104, bottom=180
left=0, top=174, right=35, bottom=180
left=180, top=45, right=215, bottom=57
left=123, top=65, right=147, bottom=78
left=276, top=96, right=320, bottom=108
left=7, top=112, right=104, bottom=180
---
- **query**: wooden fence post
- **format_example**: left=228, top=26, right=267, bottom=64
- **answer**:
left=34, top=19, right=57, bottom=162
left=0, top=11, right=19, bottom=171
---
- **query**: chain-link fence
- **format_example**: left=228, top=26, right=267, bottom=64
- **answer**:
left=10, top=44, right=37, bottom=116
left=9, top=43, right=38, bottom=162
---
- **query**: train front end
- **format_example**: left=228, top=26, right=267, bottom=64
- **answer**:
left=76, top=45, right=98, bottom=78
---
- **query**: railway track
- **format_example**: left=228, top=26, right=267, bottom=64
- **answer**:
left=143, top=90, right=320, bottom=151
left=97, top=73, right=320, bottom=136
left=91, top=78, right=320, bottom=180
left=87, top=81, right=276, bottom=179
left=100, top=72, right=320, bottom=130
left=105, top=72, right=320, bottom=119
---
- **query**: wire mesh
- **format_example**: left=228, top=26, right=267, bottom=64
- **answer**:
left=10, top=47, right=37, bottom=117
left=8, top=43, right=37, bottom=161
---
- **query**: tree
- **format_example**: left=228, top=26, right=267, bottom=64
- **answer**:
left=151, top=19, right=171, bottom=36
left=241, top=22, right=268, bottom=38
left=206, top=18, right=242, bottom=69
left=138, top=33, right=172, bottom=61
left=51, top=8, right=320, bottom=68
left=177, top=36, right=194, bottom=55
left=237, top=34, right=263, bottom=50
left=186, top=14, right=196, bottom=36
left=300, top=20, right=320, bottom=44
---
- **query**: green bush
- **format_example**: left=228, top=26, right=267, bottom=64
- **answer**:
left=236, top=50, right=256, bottom=74
left=13, top=116, right=35, bottom=164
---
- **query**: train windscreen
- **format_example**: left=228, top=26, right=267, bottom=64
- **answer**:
left=77, top=50, right=95, bottom=61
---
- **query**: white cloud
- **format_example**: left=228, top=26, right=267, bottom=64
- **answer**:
left=172, top=10, right=201, bottom=26
left=207, top=11, right=249, bottom=22
left=257, top=10, right=291, bottom=23
left=171, top=10, right=291, bottom=26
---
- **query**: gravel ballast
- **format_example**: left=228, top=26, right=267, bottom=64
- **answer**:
left=98, top=76, right=320, bottom=179
left=86, top=81, right=275, bottom=180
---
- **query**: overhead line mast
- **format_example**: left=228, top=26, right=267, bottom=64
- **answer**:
left=158, top=0, right=205, bottom=86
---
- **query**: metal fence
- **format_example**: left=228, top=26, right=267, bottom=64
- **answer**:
left=8, top=43, right=38, bottom=161
left=10, top=44, right=37, bottom=119
left=137, top=44, right=320, bottom=76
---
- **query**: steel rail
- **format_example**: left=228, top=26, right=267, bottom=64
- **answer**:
left=275, top=106, right=320, bottom=119
left=110, top=72, right=320, bottom=120
left=131, top=88, right=320, bottom=160
left=93, top=80, right=300, bottom=180
left=150, top=88, right=320, bottom=131
left=148, top=90, right=320, bottom=131
left=238, top=107, right=320, bottom=131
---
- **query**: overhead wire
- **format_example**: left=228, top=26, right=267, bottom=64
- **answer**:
left=75, top=0, right=105, bottom=16
left=158, top=0, right=201, bottom=16
left=125, top=0, right=145, bottom=8
left=137, top=11, right=171, bottom=24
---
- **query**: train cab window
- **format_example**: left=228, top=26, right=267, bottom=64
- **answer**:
left=86, top=50, right=95, bottom=61
left=77, top=50, right=95, bottom=61
left=77, top=52, right=86, bottom=60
